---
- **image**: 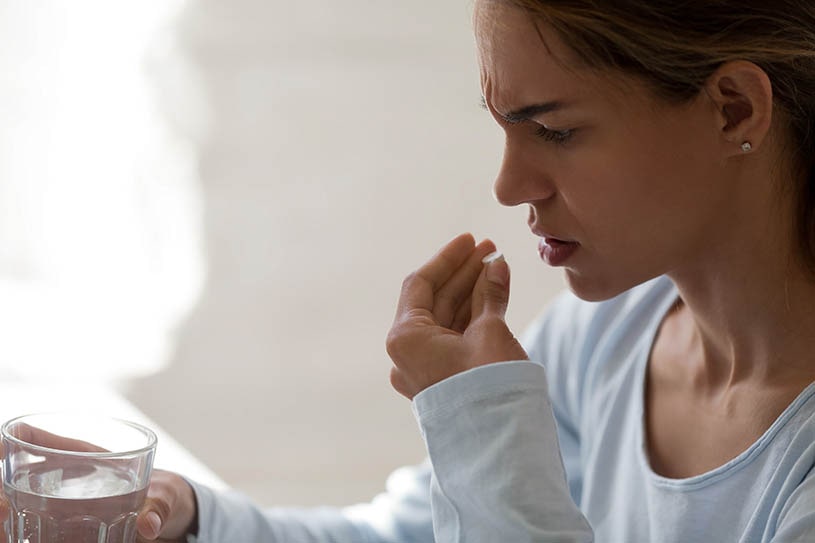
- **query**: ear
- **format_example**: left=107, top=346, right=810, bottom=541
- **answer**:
left=704, top=60, right=773, bottom=156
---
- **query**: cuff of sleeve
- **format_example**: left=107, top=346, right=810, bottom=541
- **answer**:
left=184, top=478, right=220, bottom=543
left=412, top=360, right=548, bottom=421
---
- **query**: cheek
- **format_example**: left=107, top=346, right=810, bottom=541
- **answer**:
left=545, top=109, right=721, bottom=245
left=560, top=149, right=709, bottom=249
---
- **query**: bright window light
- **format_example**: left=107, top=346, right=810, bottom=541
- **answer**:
left=0, top=0, right=204, bottom=382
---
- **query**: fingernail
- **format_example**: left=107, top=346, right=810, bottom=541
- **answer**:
left=482, top=250, right=504, bottom=265
left=146, top=511, right=162, bottom=537
left=482, top=251, right=508, bottom=287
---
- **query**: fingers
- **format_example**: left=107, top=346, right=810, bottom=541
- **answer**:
left=14, top=423, right=107, bottom=453
left=432, top=239, right=496, bottom=328
left=388, top=243, right=524, bottom=400
left=137, top=470, right=197, bottom=541
left=470, top=251, right=511, bottom=323
left=390, top=365, right=414, bottom=399
left=137, top=497, right=170, bottom=540
left=136, top=535, right=184, bottom=543
left=450, top=294, right=472, bottom=333
left=395, top=233, right=476, bottom=318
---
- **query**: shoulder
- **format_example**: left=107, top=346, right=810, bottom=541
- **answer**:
left=769, top=388, right=815, bottom=539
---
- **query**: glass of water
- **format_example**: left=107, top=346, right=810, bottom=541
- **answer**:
left=2, top=413, right=157, bottom=543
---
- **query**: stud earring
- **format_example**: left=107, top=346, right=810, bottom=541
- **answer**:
left=741, top=141, right=752, bottom=153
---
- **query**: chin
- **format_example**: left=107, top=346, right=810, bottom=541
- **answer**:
left=563, top=268, right=656, bottom=302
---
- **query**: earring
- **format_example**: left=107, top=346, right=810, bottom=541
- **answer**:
left=741, top=141, right=752, bottom=153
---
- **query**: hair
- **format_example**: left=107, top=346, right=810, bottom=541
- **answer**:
left=500, top=0, right=815, bottom=274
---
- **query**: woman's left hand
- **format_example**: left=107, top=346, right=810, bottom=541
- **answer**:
left=386, top=233, right=528, bottom=399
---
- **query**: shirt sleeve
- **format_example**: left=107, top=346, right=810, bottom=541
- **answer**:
left=412, top=361, right=593, bottom=543
left=521, top=291, right=590, bottom=507
left=188, top=288, right=594, bottom=543
left=188, top=460, right=434, bottom=543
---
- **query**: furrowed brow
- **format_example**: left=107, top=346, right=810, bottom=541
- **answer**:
left=479, top=95, right=566, bottom=123
left=503, top=102, right=565, bottom=123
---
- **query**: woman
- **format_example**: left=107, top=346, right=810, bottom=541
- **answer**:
left=135, top=1, right=815, bottom=541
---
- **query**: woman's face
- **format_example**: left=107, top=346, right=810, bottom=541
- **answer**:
left=476, top=1, right=735, bottom=301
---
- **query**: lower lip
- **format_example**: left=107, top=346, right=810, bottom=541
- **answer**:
left=538, top=238, right=579, bottom=266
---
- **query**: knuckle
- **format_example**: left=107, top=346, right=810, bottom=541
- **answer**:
left=484, top=281, right=507, bottom=299
left=390, top=367, right=417, bottom=399
left=482, top=286, right=508, bottom=308
left=147, top=495, right=173, bottom=523
left=385, top=329, right=401, bottom=359
left=389, top=367, right=405, bottom=392
left=385, top=327, right=412, bottom=361
left=400, top=272, right=418, bottom=291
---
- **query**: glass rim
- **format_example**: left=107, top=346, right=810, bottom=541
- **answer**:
left=1, top=412, right=157, bottom=459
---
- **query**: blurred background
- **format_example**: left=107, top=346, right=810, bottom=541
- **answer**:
left=0, top=1, right=563, bottom=507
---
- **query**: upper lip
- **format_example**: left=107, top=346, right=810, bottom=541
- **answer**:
left=530, top=227, right=575, bottom=243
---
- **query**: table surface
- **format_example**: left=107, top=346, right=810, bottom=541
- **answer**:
left=0, top=381, right=228, bottom=491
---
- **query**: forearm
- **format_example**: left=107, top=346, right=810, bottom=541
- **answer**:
left=413, top=361, right=593, bottom=543
left=189, top=480, right=380, bottom=543
left=188, top=462, right=434, bottom=543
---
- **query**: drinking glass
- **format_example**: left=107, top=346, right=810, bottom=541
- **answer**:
left=2, top=413, right=157, bottom=543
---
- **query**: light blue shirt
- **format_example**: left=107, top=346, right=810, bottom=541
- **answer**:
left=191, top=276, right=815, bottom=542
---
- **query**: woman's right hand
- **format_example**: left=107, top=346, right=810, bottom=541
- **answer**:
left=387, top=233, right=528, bottom=399
left=136, top=470, right=198, bottom=542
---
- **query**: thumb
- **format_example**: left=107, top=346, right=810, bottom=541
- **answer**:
left=137, top=502, right=165, bottom=540
left=471, top=250, right=510, bottom=321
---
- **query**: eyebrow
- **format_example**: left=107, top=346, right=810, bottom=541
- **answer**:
left=479, top=96, right=566, bottom=123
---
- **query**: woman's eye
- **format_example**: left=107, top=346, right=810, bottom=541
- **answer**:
left=534, top=125, right=574, bottom=145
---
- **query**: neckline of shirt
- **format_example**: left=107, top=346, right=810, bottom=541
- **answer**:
left=634, top=280, right=815, bottom=491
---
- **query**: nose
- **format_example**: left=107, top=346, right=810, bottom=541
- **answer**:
left=492, top=139, right=555, bottom=207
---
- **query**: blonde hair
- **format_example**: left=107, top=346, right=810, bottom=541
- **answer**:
left=504, top=0, right=815, bottom=272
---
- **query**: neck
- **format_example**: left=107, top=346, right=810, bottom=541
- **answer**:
left=668, top=224, right=815, bottom=392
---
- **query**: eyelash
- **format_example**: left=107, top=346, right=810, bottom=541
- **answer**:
left=534, top=125, right=574, bottom=145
